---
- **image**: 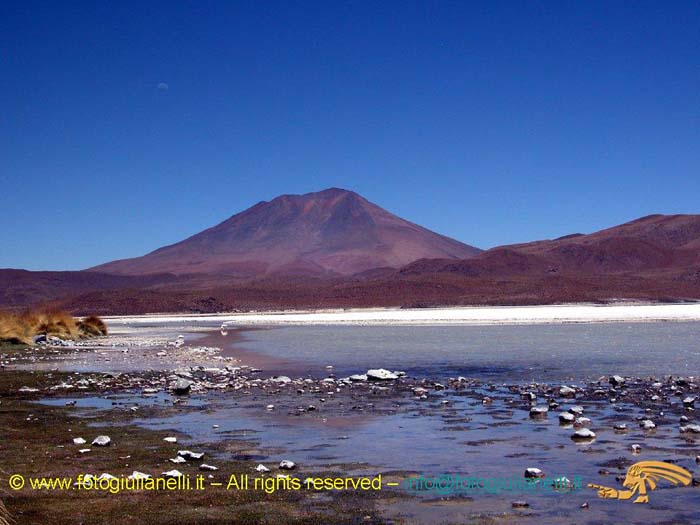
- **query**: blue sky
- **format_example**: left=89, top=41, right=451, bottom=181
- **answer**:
left=1, top=1, right=699, bottom=270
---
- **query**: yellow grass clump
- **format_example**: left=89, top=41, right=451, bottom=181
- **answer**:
left=0, top=309, right=107, bottom=345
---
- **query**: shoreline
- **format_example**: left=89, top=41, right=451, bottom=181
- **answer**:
left=103, top=302, right=700, bottom=326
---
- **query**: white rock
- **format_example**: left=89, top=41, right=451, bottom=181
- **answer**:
left=524, top=467, right=544, bottom=478
left=163, top=437, right=177, bottom=443
left=92, top=435, right=111, bottom=446
left=199, top=464, right=218, bottom=471
left=559, top=386, right=576, bottom=397
left=162, top=469, right=183, bottom=478
left=279, top=460, right=296, bottom=470
left=366, top=369, right=398, bottom=381
left=271, top=376, right=292, bottom=384
left=529, top=406, right=549, bottom=418
left=571, top=428, right=596, bottom=441
left=255, top=464, right=270, bottom=473
left=169, top=457, right=186, bottom=464
left=349, top=374, right=368, bottom=382
left=128, top=471, right=152, bottom=480
left=73, top=437, right=86, bottom=445
left=680, top=424, right=700, bottom=434
left=559, top=412, right=575, bottom=423
left=640, top=420, right=656, bottom=430
left=178, top=450, right=204, bottom=460
left=631, top=444, right=642, bottom=453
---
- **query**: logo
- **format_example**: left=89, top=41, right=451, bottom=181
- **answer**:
left=588, top=461, right=692, bottom=504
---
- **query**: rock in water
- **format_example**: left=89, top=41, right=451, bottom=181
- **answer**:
left=366, top=369, right=398, bottom=381
left=559, top=386, right=576, bottom=398
left=559, top=412, right=575, bottom=424
left=529, top=406, right=549, bottom=419
left=524, top=468, right=545, bottom=479
left=171, top=378, right=193, bottom=395
left=279, top=460, right=296, bottom=470
left=571, top=428, right=596, bottom=441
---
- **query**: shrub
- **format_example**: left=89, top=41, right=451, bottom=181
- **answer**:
left=0, top=309, right=106, bottom=345
left=78, top=315, right=108, bottom=337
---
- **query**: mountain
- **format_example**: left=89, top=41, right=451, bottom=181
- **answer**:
left=399, top=214, right=700, bottom=278
left=90, top=188, right=482, bottom=277
left=4, top=213, right=700, bottom=314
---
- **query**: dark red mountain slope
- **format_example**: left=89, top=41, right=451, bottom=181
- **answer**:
left=89, top=188, right=481, bottom=277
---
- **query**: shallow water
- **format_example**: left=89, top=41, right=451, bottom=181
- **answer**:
left=233, top=322, right=700, bottom=381
left=35, top=321, right=700, bottom=523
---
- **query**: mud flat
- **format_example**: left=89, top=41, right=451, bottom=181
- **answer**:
left=104, top=303, right=700, bottom=327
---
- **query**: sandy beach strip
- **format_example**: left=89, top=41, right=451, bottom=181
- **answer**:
left=105, top=302, right=700, bottom=327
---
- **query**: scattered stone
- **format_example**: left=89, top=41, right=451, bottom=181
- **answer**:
left=199, top=464, right=218, bottom=471
left=559, top=386, right=576, bottom=398
left=366, top=369, right=399, bottom=381
left=349, top=374, right=368, bottom=382
left=171, top=378, right=193, bottom=395
left=631, top=444, right=642, bottom=454
left=128, top=471, right=152, bottom=480
left=178, top=450, right=205, bottom=460
left=512, top=500, right=529, bottom=508
left=163, top=437, right=177, bottom=443
left=568, top=406, right=584, bottom=416
left=571, top=428, right=596, bottom=441
left=271, top=376, right=292, bottom=384
left=680, top=424, right=700, bottom=434
left=91, top=435, right=111, bottom=447
left=529, top=406, right=549, bottom=419
left=73, top=437, right=86, bottom=445
left=169, top=457, right=186, bottom=464
left=614, top=423, right=627, bottom=431
left=255, top=464, right=270, bottom=473
left=610, top=375, right=625, bottom=386
left=559, top=412, right=575, bottom=424
left=279, top=460, right=296, bottom=470
left=18, top=386, right=40, bottom=393
left=639, top=420, right=656, bottom=430
left=524, top=468, right=545, bottom=479
left=162, top=469, right=183, bottom=478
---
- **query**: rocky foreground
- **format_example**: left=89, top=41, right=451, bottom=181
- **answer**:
left=2, top=330, right=700, bottom=524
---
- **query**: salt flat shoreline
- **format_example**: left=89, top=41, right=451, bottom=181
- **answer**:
left=105, top=302, right=700, bottom=326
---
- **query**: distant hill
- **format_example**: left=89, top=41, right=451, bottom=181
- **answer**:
left=89, top=188, right=482, bottom=277
left=399, top=214, right=700, bottom=278
left=3, top=210, right=700, bottom=314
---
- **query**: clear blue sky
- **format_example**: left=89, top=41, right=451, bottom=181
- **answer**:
left=2, top=1, right=699, bottom=270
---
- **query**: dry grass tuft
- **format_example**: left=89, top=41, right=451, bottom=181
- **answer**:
left=0, top=309, right=107, bottom=345
left=77, top=315, right=108, bottom=337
